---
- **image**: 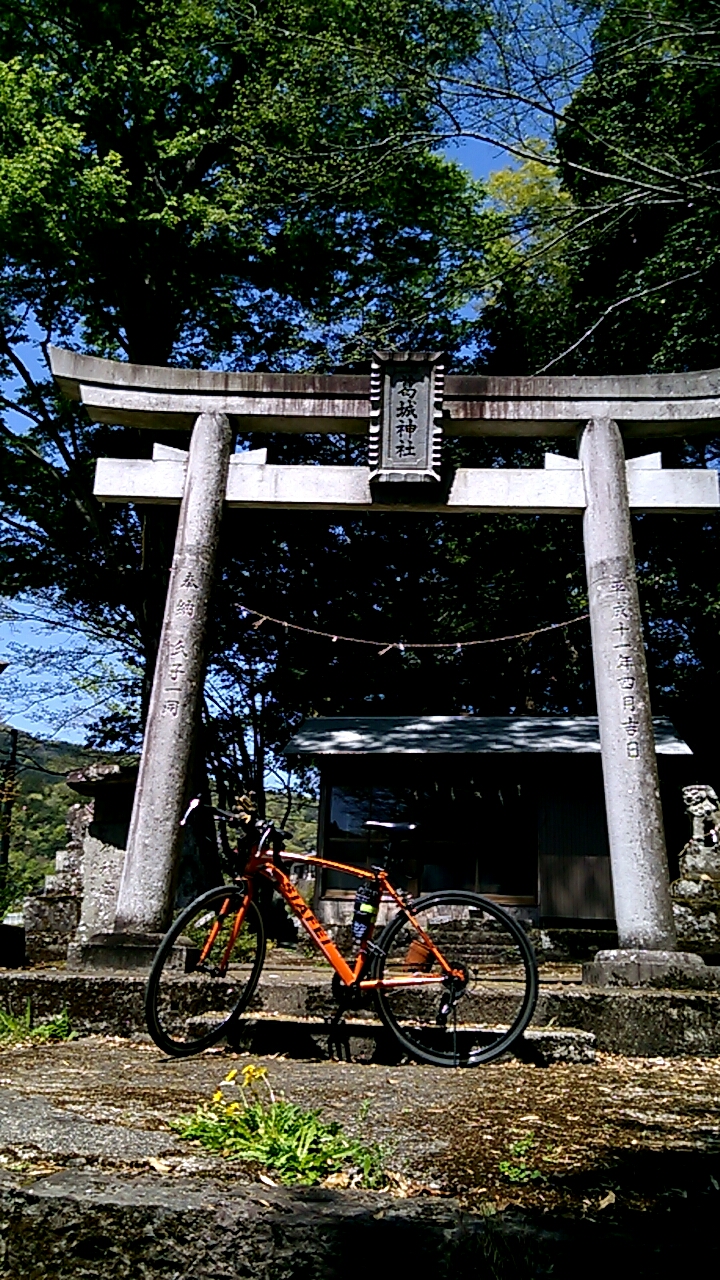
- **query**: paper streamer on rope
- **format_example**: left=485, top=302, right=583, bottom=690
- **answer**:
left=236, top=603, right=589, bottom=654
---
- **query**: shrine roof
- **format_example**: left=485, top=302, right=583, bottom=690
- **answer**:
left=283, top=715, right=692, bottom=756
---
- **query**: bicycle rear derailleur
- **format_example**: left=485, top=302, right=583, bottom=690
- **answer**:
left=436, top=964, right=470, bottom=1026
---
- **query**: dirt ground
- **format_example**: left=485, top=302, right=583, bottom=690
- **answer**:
left=0, top=1036, right=719, bottom=1222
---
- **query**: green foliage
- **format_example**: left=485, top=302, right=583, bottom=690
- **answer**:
left=10, top=781, right=72, bottom=868
left=480, top=1, right=720, bottom=379
left=0, top=0, right=490, bottom=368
left=468, top=3, right=720, bottom=384
left=0, top=1001, right=75, bottom=1044
left=472, top=2, right=720, bottom=783
left=0, top=861, right=42, bottom=920
left=549, top=0, right=720, bottom=375
left=264, top=792, right=317, bottom=855
left=174, top=1063, right=386, bottom=1187
left=498, top=1132, right=543, bottom=1184
left=0, top=0, right=499, bottom=776
left=479, top=146, right=575, bottom=375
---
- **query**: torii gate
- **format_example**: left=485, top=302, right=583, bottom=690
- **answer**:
left=50, top=346, right=720, bottom=984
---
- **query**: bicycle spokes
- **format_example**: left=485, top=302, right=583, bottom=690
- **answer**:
left=372, top=891, right=538, bottom=1067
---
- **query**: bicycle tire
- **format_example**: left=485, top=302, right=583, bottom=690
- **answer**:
left=145, top=884, right=266, bottom=1057
left=371, top=890, right=538, bottom=1067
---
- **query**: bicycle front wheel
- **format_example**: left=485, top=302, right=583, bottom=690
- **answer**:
left=145, top=884, right=266, bottom=1057
left=372, top=891, right=538, bottom=1067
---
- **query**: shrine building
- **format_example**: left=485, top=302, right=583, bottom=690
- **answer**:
left=284, top=715, right=694, bottom=928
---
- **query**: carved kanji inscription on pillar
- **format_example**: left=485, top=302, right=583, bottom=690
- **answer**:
left=604, top=576, right=643, bottom=758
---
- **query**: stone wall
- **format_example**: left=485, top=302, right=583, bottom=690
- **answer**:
left=64, top=764, right=137, bottom=969
left=23, top=801, right=88, bottom=964
left=23, top=765, right=136, bottom=968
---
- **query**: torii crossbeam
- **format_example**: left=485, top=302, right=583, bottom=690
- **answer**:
left=49, top=346, right=720, bottom=986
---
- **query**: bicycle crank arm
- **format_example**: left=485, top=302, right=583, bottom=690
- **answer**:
left=360, top=974, right=458, bottom=991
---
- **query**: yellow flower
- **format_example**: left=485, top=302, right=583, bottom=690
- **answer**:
left=241, top=1063, right=267, bottom=1088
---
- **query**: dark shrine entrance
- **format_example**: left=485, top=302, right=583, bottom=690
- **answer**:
left=321, top=756, right=541, bottom=901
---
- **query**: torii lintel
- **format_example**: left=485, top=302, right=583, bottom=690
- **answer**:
left=48, top=345, right=720, bottom=437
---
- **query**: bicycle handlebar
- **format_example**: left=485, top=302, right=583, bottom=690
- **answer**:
left=179, top=795, right=288, bottom=846
left=180, top=796, right=202, bottom=826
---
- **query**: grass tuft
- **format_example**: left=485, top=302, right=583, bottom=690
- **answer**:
left=0, top=1002, right=75, bottom=1044
left=173, top=1063, right=386, bottom=1187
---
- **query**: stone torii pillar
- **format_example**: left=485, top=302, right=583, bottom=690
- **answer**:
left=92, top=411, right=231, bottom=966
left=580, top=418, right=710, bottom=985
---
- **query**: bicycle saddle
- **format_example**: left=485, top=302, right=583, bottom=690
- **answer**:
left=365, top=821, right=418, bottom=834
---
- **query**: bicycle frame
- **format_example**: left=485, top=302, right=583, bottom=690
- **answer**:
left=223, top=842, right=465, bottom=990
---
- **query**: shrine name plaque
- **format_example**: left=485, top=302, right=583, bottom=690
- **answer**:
left=369, top=351, right=444, bottom=488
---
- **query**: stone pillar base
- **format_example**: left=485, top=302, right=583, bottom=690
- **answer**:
left=583, top=948, right=720, bottom=990
left=66, top=932, right=190, bottom=974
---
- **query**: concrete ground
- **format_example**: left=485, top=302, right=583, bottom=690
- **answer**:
left=1, top=1035, right=719, bottom=1217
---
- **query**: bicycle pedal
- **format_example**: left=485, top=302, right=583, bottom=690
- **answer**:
left=436, top=997, right=452, bottom=1026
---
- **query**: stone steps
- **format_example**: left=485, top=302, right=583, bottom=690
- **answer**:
left=1, top=965, right=720, bottom=1055
left=184, top=1012, right=596, bottom=1065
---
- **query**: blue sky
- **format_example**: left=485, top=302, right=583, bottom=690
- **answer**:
left=448, top=138, right=507, bottom=181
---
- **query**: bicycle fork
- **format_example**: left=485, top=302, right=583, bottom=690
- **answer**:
left=199, top=886, right=253, bottom=975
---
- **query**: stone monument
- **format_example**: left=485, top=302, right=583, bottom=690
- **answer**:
left=23, top=800, right=86, bottom=964
left=672, top=785, right=720, bottom=961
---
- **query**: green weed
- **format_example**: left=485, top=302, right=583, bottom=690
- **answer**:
left=498, top=1132, right=544, bottom=1185
left=173, top=1063, right=386, bottom=1188
left=0, top=1002, right=75, bottom=1044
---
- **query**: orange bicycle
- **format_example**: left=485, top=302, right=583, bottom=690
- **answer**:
left=145, top=804, right=538, bottom=1067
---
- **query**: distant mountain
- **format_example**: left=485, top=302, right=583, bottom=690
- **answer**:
left=0, top=726, right=128, bottom=789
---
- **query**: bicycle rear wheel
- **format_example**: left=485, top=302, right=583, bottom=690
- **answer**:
left=372, top=890, right=538, bottom=1067
left=145, top=884, right=265, bottom=1057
